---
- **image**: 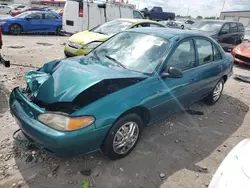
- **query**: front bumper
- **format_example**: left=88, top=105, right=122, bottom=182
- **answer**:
left=232, top=51, right=250, bottom=65
left=9, top=88, right=110, bottom=157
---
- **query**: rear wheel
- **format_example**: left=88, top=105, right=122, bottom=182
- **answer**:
left=101, top=114, right=143, bottom=160
left=55, top=26, right=62, bottom=35
left=9, top=24, right=22, bottom=35
left=205, top=79, right=224, bottom=105
left=181, top=25, right=184, bottom=29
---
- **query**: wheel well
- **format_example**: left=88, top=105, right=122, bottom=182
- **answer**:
left=222, top=75, right=228, bottom=83
left=9, top=23, right=23, bottom=30
left=119, top=106, right=150, bottom=126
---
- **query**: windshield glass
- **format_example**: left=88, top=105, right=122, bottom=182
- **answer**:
left=191, top=21, right=223, bottom=32
left=199, top=23, right=223, bottom=32
left=92, top=20, right=133, bottom=35
left=15, top=12, right=29, bottom=18
left=85, top=32, right=169, bottom=74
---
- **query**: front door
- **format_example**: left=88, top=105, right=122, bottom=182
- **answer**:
left=149, top=39, right=201, bottom=121
left=26, top=12, right=44, bottom=32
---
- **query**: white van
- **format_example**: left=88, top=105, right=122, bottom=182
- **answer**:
left=63, top=0, right=140, bottom=34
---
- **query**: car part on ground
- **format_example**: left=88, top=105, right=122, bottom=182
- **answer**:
left=10, top=28, right=233, bottom=160
left=0, top=26, right=10, bottom=67
left=234, top=74, right=250, bottom=83
left=209, top=139, right=250, bottom=188
left=64, top=18, right=165, bottom=57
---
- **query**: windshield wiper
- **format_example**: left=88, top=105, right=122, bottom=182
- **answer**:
left=105, top=55, right=126, bottom=69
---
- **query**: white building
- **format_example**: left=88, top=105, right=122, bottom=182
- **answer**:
left=220, top=11, right=250, bottom=27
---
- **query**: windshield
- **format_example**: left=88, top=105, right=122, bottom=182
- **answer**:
left=15, top=12, right=29, bottom=18
left=191, top=21, right=223, bottom=32
left=92, top=20, right=133, bottom=35
left=198, top=23, right=223, bottom=32
left=85, top=32, right=169, bottom=74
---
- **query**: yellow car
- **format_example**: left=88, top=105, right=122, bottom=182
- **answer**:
left=64, top=18, right=166, bottom=57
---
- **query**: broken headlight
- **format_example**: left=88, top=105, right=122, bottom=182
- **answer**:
left=84, top=42, right=102, bottom=49
left=38, top=113, right=95, bottom=131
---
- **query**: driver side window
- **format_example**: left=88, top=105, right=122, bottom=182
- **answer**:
left=167, top=40, right=196, bottom=71
left=27, top=13, right=42, bottom=19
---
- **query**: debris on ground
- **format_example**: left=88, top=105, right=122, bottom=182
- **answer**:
left=8, top=46, right=25, bottom=49
left=36, top=42, right=53, bottom=46
left=80, top=169, right=91, bottom=176
left=159, top=173, right=165, bottom=178
left=234, top=74, right=250, bottom=83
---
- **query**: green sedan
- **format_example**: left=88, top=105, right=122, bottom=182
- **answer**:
left=10, top=28, right=233, bottom=160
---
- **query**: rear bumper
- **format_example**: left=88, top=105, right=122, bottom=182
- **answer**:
left=9, top=88, right=109, bottom=157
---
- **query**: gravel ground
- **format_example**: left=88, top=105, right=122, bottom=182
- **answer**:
left=0, top=32, right=250, bottom=188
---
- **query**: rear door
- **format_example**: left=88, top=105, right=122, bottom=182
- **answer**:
left=63, top=0, right=84, bottom=33
left=229, top=22, right=239, bottom=45
left=194, top=38, right=224, bottom=96
left=44, top=13, right=61, bottom=32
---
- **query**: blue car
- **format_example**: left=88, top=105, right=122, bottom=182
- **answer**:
left=0, top=11, right=62, bottom=35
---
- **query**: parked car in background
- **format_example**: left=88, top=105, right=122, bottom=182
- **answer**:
left=141, top=6, right=175, bottom=21
left=190, top=20, right=245, bottom=51
left=1, top=11, right=62, bottom=35
left=244, top=27, right=250, bottom=40
left=232, top=39, right=250, bottom=65
left=209, top=139, right=250, bottom=188
left=159, top=20, right=182, bottom=29
left=9, top=4, right=25, bottom=9
left=10, top=28, right=233, bottom=160
left=184, top=19, right=195, bottom=29
left=0, top=5, right=13, bottom=14
left=10, top=7, right=43, bottom=16
left=63, top=0, right=136, bottom=34
left=64, top=18, right=165, bottom=57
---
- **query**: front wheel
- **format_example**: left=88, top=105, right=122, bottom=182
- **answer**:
left=9, top=24, right=22, bottom=35
left=205, top=79, right=224, bottom=105
left=181, top=25, right=184, bottom=29
left=101, top=114, right=143, bottom=160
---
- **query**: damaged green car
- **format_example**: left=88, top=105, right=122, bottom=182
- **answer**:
left=10, top=28, right=233, bottom=160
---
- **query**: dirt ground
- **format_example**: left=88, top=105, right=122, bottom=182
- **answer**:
left=0, top=32, right=250, bottom=188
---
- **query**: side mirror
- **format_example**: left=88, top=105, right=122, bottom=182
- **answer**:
left=161, top=67, right=183, bottom=78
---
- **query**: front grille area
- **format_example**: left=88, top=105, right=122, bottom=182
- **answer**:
left=235, top=54, right=250, bottom=63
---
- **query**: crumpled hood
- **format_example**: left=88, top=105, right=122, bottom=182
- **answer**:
left=69, top=31, right=109, bottom=46
left=25, top=58, right=147, bottom=103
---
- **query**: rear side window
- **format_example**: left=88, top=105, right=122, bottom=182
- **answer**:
left=230, top=23, right=238, bottom=33
left=45, top=13, right=58, bottom=19
left=238, top=23, right=245, bottom=32
left=196, top=39, right=213, bottom=65
left=213, top=44, right=222, bottom=61
left=28, top=13, right=43, bottom=19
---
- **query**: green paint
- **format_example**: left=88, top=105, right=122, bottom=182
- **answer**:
left=82, top=180, right=89, bottom=188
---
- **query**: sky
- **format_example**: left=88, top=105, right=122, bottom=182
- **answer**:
left=129, top=0, right=250, bottom=17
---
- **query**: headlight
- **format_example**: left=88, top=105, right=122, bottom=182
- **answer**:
left=84, top=42, right=102, bottom=49
left=67, top=41, right=82, bottom=49
left=38, top=113, right=95, bottom=131
left=235, top=46, right=241, bottom=52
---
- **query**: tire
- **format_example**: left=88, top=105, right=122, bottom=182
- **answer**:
left=205, top=79, right=224, bottom=105
left=101, top=113, right=144, bottom=160
left=181, top=25, right=184, bottom=30
left=55, top=26, right=62, bottom=35
left=9, top=24, right=22, bottom=35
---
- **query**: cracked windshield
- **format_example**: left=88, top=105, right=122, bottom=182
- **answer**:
left=0, top=0, right=250, bottom=188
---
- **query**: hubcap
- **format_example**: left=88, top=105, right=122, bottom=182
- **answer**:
left=11, top=25, right=20, bottom=34
left=213, top=82, right=223, bottom=102
left=113, top=122, right=139, bottom=155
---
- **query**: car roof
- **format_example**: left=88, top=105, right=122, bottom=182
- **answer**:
left=128, top=27, right=209, bottom=40
left=117, top=18, right=164, bottom=25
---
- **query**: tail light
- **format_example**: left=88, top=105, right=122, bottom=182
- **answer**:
left=79, top=1, right=83, bottom=17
